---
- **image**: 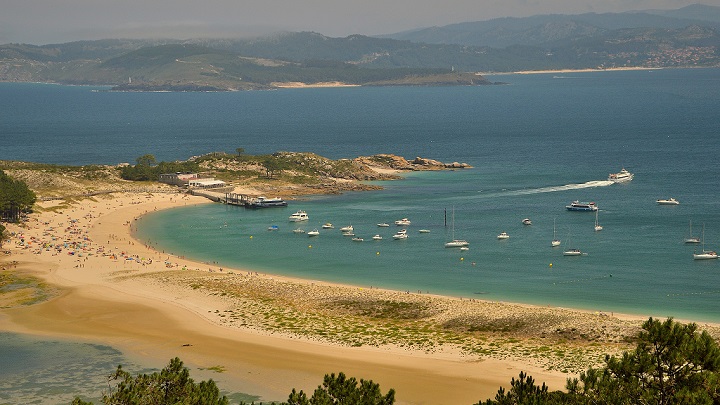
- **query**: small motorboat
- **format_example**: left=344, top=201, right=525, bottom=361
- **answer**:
left=522, top=218, right=532, bottom=225
left=267, top=225, right=279, bottom=231
left=656, top=198, right=679, bottom=205
left=394, top=218, right=411, bottom=226
left=418, top=229, right=431, bottom=233
left=563, top=248, right=583, bottom=256
left=340, top=225, right=354, bottom=232
left=307, top=229, right=320, bottom=236
left=293, top=228, right=305, bottom=234
left=372, top=234, right=383, bottom=240
left=497, top=232, right=510, bottom=240
left=322, top=223, right=334, bottom=229
left=352, top=237, right=364, bottom=242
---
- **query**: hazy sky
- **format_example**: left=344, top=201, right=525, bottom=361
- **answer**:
left=2, top=0, right=716, bottom=45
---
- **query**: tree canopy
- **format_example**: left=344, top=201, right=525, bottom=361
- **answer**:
left=0, top=170, right=36, bottom=222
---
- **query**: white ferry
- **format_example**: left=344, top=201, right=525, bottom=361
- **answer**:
left=566, top=201, right=598, bottom=212
left=608, top=168, right=633, bottom=183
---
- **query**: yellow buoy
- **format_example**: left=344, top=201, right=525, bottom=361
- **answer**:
left=308, top=245, right=312, bottom=249
left=460, top=257, right=464, bottom=261
left=549, top=263, right=553, bottom=268
left=376, top=252, right=380, bottom=255
left=249, top=235, right=253, bottom=239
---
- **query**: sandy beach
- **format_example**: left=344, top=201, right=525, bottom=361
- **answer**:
left=2, top=192, right=716, bottom=404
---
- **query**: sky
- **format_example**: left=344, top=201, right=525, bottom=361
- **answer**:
left=1, top=0, right=717, bottom=45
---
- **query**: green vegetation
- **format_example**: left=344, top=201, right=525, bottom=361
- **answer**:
left=70, top=318, right=720, bottom=404
left=119, top=155, right=200, bottom=181
left=0, top=170, right=36, bottom=222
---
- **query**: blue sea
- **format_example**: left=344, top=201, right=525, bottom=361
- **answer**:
left=2, top=68, right=720, bottom=402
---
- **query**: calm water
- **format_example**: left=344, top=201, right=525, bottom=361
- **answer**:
left=2, top=69, right=720, bottom=402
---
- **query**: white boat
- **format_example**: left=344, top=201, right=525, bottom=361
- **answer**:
left=693, top=224, right=718, bottom=260
left=497, top=232, right=510, bottom=240
left=551, top=218, right=561, bottom=247
left=377, top=223, right=390, bottom=227
left=267, top=225, right=279, bottom=231
left=340, top=225, right=354, bottom=232
left=608, top=168, right=633, bottom=183
left=685, top=220, right=700, bottom=244
left=394, top=218, right=411, bottom=226
left=418, top=229, right=431, bottom=233
left=460, top=246, right=469, bottom=251
left=522, top=218, right=532, bottom=225
left=321, top=223, right=334, bottom=229
left=342, top=232, right=356, bottom=237
left=288, top=210, right=309, bottom=222
left=393, top=229, right=408, bottom=240
left=563, top=248, right=583, bottom=256
left=372, top=234, right=383, bottom=240
left=594, top=210, right=603, bottom=231
left=249, top=196, right=288, bottom=208
left=293, top=228, right=305, bottom=234
left=444, top=207, right=469, bottom=248
left=307, top=229, right=320, bottom=236
left=352, top=237, right=364, bottom=242
left=656, top=198, right=679, bottom=205
left=566, top=200, right=598, bottom=211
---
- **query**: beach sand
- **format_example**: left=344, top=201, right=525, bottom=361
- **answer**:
left=2, top=192, right=711, bottom=404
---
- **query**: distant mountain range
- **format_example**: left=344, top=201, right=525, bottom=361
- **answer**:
left=1, top=4, right=718, bottom=90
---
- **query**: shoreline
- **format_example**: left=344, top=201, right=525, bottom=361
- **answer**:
left=2, top=192, right=719, bottom=403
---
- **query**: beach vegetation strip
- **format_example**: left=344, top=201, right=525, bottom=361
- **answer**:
left=120, top=269, right=665, bottom=374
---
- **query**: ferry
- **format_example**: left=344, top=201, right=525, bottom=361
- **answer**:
left=288, top=210, right=309, bottom=222
left=566, top=201, right=598, bottom=212
left=608, top=168, right=633, bottom=183
left=250, top=196, right=288, bottom=208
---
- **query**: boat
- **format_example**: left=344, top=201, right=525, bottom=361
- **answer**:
left=249, top=196, right=288, bottom=208
left=656, top=198, right=679, bottom=205
left=340, top=225, right=354, bottom=232
left=394, top=218, right=411, bottom=226
left=693, top=224, right=718, bottom=260
left=594, top=210, right=603, bottom=231
left=566, top=201, right=598, bottom=211
left=267, top=225, right=279, bottom=231
left=444, top=208, right=469, bottom=248
left=377, top=223, right=390, bottom=227
left=372, top=234, right=383, bottom=240
left=460, top=246, right=469, bottom=251
left=393, top=229, right=408, bottom=240
left=563, top=248, right=583, bottom=256
left=418, top=229, right=431, bottom=233
left=608, top=168, right=634, bottom=183
left=563, top=232, right=582, bottom=256
left=551, top=219, right=561, bottom=247
left=307, top=229, right=320, bottom=237
left=342, top=232, right=355, bottom=237
left=293, top=228, right=305, bottom=234
left=497, top=232, right=510, bottom=240
left=288, top=210, right=309, bottom=222
left=352, top=237, right=364, bottom=242
left=522, top=218, right=532, bottom=225
left=321, top=223, right=334, bottom=229
left=685, top=221, right=701, bottom=244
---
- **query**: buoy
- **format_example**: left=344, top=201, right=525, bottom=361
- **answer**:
left=308, top=245, right=312, bottom=249
left=549, top=263, right=553, bottom=268
left=460, top=257, right=464, bottom=261
left=376, top=252, right=380, bottom=255
left=249, top=236, right=253, bottom=239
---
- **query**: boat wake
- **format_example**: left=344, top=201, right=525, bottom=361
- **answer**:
left=479, top=180, right=614, bottom=198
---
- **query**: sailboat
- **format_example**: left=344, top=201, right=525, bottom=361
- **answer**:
left=444, top=207, right=469, bottom=248
left=594, top=210, right=603, bottom=232
left=684, top=220, right=700, bottom=244
left=693, top=224, right=718, bottom=260
left=563, top=231, right=583, bottom=256
left=551, top=218, right=561, bottom=247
